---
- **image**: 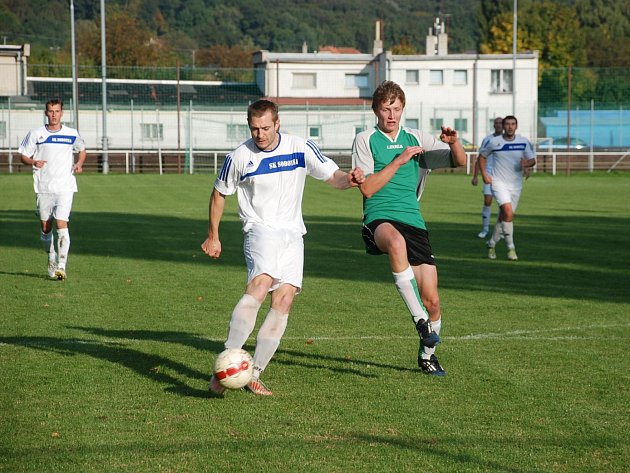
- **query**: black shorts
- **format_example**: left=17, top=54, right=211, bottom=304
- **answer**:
left=362, top=219, right=436, bottom=266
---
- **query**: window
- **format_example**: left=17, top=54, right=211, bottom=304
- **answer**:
left=141, top=123, right=163, bottom=140
left=429, top=118, right=443, bottom=131
left=0, top=121, right=6, bottom=139
left=345, top=73, right=368, bottom=89
left=293, top=73, right=316, bottom=89
left=454, top=118, right=468, bottom=132
left=308, top=126, right=321, bottom=140
left=227, top=124, right=249, bottom=142
left=491, top=69, right=513, bottom=93
left=405, top=119, right=419, bottom=129
left=454, top=70, right=468, bottom=85
left=429, top=70, right=443, bottom=85
left=405, top=70, right=419, bottom=84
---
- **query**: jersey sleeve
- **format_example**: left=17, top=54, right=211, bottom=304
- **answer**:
left=413, top=130, right=453, bottom=169
left=18, top=131, right=37, bottom=157
left=351, top=131, right=375, bottom=175
left=478, top=137, right=493, bottom=158
left=73, top=133, right=86, bottom=153
left=213, top=153, right=239, bottom=195
left=305, top=139, right=339, bottom=181
left=524, top=139, right=536, bottom=159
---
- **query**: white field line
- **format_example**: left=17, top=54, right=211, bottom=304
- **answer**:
left=1, top=324, right=628, bottom=347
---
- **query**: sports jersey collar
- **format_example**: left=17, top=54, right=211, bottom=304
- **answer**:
left=375, top=125, right=401, bottom=142
left=255, top=132, right=282, bottom=153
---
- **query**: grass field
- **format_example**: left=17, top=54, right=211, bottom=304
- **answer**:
left=1, top=172, right=629, bottom=472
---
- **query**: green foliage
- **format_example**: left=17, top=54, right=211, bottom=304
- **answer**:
left=1, top=173, right=629, bottom=472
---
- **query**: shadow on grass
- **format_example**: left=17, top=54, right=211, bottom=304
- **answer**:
left=1, top=208, right=629, bottom=303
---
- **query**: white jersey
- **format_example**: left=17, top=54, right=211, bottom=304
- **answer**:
left=214, top=133, right=339, bottom=235
left=479, top=134, right=535, bottom=189
left=19, top=124, right=86, bottom=194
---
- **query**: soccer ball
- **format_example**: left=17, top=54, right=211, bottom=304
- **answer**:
left=213, top=348, right=254, bottom=389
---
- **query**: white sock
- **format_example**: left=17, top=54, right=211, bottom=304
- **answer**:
left=252, top=308, right=288, bottom=376
left=481, top=205, right=491, bottom=231
left=393, top=266, right=429, bottom=324
left=488, top=221, right=502, bottom=247
left=225, top=294, right=260, bottom=350
left=421, top=318, right=442, bottom=360
left=501, top=221, right=514, bottom=248
left=41, top=231, right=56, bottom=261
left=56, top=228, right=70, bottom=269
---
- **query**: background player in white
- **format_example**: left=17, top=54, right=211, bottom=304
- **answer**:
left=202, top=99, right=364, bottom=396
left=471, top=116, right=503, bottom=238
left=19, top=98, right=86, bottom=280
left=352, top=81, right=466, bottom=376
left=478, top=115, right=536, bottom=261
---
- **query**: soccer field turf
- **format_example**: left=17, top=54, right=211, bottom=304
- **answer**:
left=1, top=172, right=629, bottom=472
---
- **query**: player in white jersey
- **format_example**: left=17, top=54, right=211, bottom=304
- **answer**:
left=478, top=115, right=536, bottom=261
left=202, top=99, right=364, bottom=396
left=471, top=117, right=503, bottom=238
left=19, top=98, right=87, bottom=280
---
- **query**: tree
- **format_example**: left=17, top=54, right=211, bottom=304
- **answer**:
left=480, top=1, right=587, bottom=69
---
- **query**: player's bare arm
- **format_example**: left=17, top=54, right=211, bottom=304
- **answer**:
left=478, top=154, right=492, bottom=185
left=327, top=167, right=365, bottom=189
left=439, top=126, right=466, bottom=167
left=201, top=189, right=226, bottom=259
left=358, top=145, right=424, bottom=198
left=74, top=150, right=87, bottom=174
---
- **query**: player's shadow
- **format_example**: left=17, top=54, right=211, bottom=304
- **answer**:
left=0, top=333, right=226, bottom=398
left=69, top=326, right=414, bottom=379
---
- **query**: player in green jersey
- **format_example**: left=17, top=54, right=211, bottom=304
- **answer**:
left=352, top=81, right=466, bottom=376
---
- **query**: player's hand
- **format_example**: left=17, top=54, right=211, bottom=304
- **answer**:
left=439, top=126, right=459, bottom=144
left=471, top=175, right=478, bottom=186
left=348, top=167, right=365, bottom=186
left=396, top=146, right=425, bottom=165
left=482, top=175, right=492, bottom=185
left=33, top=160, right=46, bottom=169
left=201, top=237, right=222, bottom=259
left=74, top=164, right=83, bottom=174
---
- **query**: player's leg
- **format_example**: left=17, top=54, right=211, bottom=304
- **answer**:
left=37, top=194, right=57, bottom=277
left=248, top=228, right=303, bottom=395
left=503, top=188, right=521, bottom=260
left=413, top=264, right=446, bottom=376
left=52, top=193, right=74, bottom=280
left=487, top=186, right=510, bottom=259
left=478, top=186, right=493, bottom=238
left=373, top=223, right=434, bottom=330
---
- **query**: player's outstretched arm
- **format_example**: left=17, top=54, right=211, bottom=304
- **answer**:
left=327, top=167, right=365, bottom=189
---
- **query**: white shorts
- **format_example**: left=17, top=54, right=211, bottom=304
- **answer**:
left=243, top=224, right=304, bottom=292
left=482, top=183, right=492, bottom=196
left=492, top=185, right=521, bottom=211
left=36, top=192, right=74, bottom=222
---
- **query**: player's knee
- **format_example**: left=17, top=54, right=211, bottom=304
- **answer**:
left=423, top=297, right=440, bottom=318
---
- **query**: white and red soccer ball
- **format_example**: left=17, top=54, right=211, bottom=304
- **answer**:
left=213, top=348, right=253, bottom=389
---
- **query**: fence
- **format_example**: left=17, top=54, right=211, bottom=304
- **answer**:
left=1, top=64, right=628, bottom=174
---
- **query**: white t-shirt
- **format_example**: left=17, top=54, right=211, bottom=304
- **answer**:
left=479, top=134, right=535, bottom=188
left=19, top=125, right=86, bottom=194
left=214, top=133, right=339, bottom=235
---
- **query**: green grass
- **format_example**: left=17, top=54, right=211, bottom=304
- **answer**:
left=1, top=172, right=629, bottom=472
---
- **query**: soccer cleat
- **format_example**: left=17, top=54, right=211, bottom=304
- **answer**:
left=47, top=260, right=57, bottom=278
left=419, top=354, right=447, bottom=376
left=415, top=318, right=441, bottom=348
left=487, top=246, right=497, bottom=260
left=507, top=248, right=518, bottom=261
left=208, top=374, right=226, bottom=396
left=245, top=378, right=273, bottom=396
left=54, top=268, right=67, bottom=281
left=477, top=230, right=488, bottom=239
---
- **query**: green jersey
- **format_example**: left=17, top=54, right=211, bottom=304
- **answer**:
left=352, top=126, right=454, bottom=229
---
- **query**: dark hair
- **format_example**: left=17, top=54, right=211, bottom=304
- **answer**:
left=372, top=80, right=406, bottom=112
left=247, top=99, right=279, bottom=123
left=503, top=115, right=518, bottom=126
left=46, top=98, right=64, bottom=110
